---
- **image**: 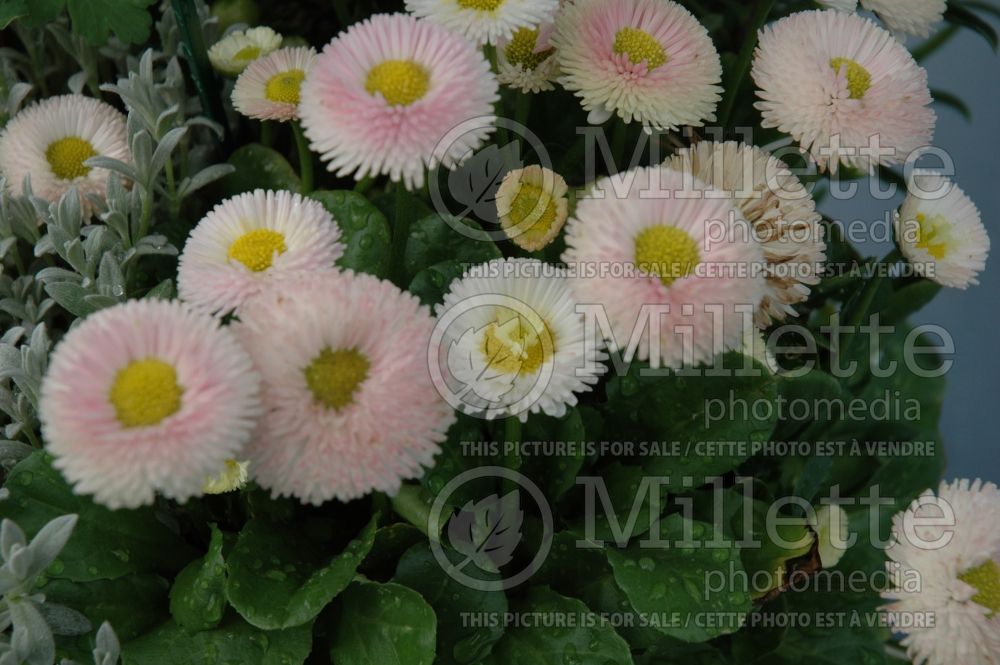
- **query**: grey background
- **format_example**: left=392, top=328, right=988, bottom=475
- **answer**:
left=821, top=24, right=1000, bottom=483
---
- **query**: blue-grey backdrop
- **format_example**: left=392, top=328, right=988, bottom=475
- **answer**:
left=820, top=25, right=1000, bottom=483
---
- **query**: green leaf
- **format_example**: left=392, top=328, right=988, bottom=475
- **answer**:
left=357, top=523, right=425, bottom=579
left=769, top=622, right=887, bottom=665
left=66, top=0, right=157, bottom=45
left=931, top=89, right=973, bottom=121
left=408, top=260, right=466, bottom=307
left=946, top=3, right=999, bottom=51
left=43, top=574, right=169, bottom=643
left=482, top=586, right=633, bottom=665
left=0, top=453, right=193, bottom=582
left=169, top=525, right=227, bottom=631
left=20, top=0, right=62, bottom=26
left=394, top=543, right=508, bottom=665
left=222, top=144, right=301, bottom=197
left=123, top=612, right=312, bottom=665
left=883, top=279, right=942, bottom=324
left=328, top=581, right=436, bottom=665
left=225, top=515, right=376, bottom=630
left=309, top=190, right=392, bottom=278
left=567, top=462, right=668, bottom=544
left=605, top=514, right=752, bottom=643
left=0, top=0, right=28, bottom=29
left=520, top=409, right=588, bottom=502
left=402, top=214, right=502, bottom=284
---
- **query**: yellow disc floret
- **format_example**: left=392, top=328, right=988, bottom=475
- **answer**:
left=45, top=136, right=97, bottom=181
left=304, top=348, right=370, bottom=411
left=109, top=359, right=183, bottom=429
left=960, top=559, right=1000, bottom=615
left=233, top=45, right=261, bottom=62
left=480, top=312, right=554, bottom=377
left=457, top=0, right=504, bottom=10
left=227, top=229, right=287, bottom=272
left=265, top=69, right=305, bottom=104
left=613, top=27, right=667, bottom=70
left=829, top=57, right=872, bottom=100
left=913, top=212, right=952, bottom=260
left=507, top=182, right=559, bottom=248
left=505, top=28, right=554, bottom=70
left=634, top=225, right=701, bottom=286
left=365, top=60, right=431, bottom=107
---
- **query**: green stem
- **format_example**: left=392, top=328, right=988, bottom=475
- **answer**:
left=717, top=0, right=776, bottom=129
left=171, top=0, right=228, bottom=141
left=912, top=24, right=959, bottom=62
left=389, top=484, right=435, bottom=539
left=291, top=122, right=314, bottom=194
left=22, top=427, right=41, bottom=449
left=390, top=183, right=411, bottom=285
left=353, top=175, right=374, bottom=194
left=502, top=417, right=522, bottom=494
left=260, top=121, right=274, bottom=148
left=514, top=93, right=532, bottom=131
left=164, top=159, right=179, bottom=223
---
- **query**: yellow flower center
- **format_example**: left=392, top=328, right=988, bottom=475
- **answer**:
left=265, top=69, right=305, bottom=104
left=959, top=559, right=1000, bottom=615
left=457, top=0, right=504, bottom=10
left=233, top=45, right=261, bottom=62
left=913, top=212, right=952, bottom=260
left=227, top=229, right=287, bottom=272
left=634, top=225, right=701, bottom=287
left=304, top=348, right=370, bottom=411
left=830, top=57, right=872, bottom=99
left=109, top=359, right=183, bottom=429
left=45, top=136, right=97, bottom=181
left=365, top=60, right=431, bottom=107
left=507, top=182, right=558, bottom=246
left=480, top=312, right=554, bottom=377
left=613, top=27, right=667, bottom=70
left=505, top=28, right=554, bottom=70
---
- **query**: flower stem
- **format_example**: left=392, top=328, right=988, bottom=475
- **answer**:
left=389, top=484, right=435, bottom=539
left=390, top=183, right=411, bottom=286
left=717, top=0, right=776, bottom=129
left=291, top=122, right=314, bottom=194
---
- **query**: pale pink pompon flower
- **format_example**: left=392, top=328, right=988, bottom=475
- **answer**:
left=234, top=270, right=456, bottom=505
left=561, top=166, right=766, bottom=369
left=752, top=9, right=935, bottom=173
left=39, top=300, right=260, bottom=509
left=552, top=0, right=723, bottom=130
left=299, top=13, right=499, bottom=190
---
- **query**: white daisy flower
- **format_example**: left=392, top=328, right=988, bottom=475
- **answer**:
left=405, top=0, right=560, bottom=46
left=208, top=26, right=282, bottom=77
left=664, top=141, right=826, bottom=327
left=177, top=189, right=345, bottom=316
left=497, top=24, right=560, bottom=93
left=435, top=257, right=606, bottom=421
left=203, top=460, right=250, bottom=494
left=894, top=171, right=989, bottom=289
left=863, top=0, right=946, bottom=38
left=495, top=165, right=569, bottom=252
left=0, top=95, right=128, bottom=212
left=232, top=46, right=316, bottom=122
left=883, top=479, right=1000, bottom=665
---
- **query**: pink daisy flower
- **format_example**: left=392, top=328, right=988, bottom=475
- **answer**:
left=177, top=189, right=345, bottom=317
left=232, top=46, right=317, bottom=122
left=882, top=479, right=1000, bottom=665
left=551, top=0, right=723, bottom=129
left=39, top=300, right=260, bottom=509
left=562, top=166, right=765, bottom=369
left=234, top=270, right=456, bottom=504
left=405, top=0, right=559, bottom=46
left=752, top=9, right=935, bottom=172
left=299, top=13, right=499, bottom=190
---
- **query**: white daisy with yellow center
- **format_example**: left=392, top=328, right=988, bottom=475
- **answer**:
left=435, top=258, right=606, bottom=421
left=883, top=479, right=1000, bottom=665
left=203, top=459, right=251, bottom=494
left=405, top=0, right=560, bottom=45
left=894, top=171, right=989, bottom=289
left=0, top=95, right=129, bottom=212
left=208, top=26, right=282, bottom=76
left=177, top=189, right=345, bottom=316
left=495, top=165, right=569, bottom=252
left=233, top=47, right=316, bottom=122
left=497, top=24, right=560, bottom=93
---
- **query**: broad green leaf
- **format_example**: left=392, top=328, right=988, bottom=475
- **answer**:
left=222, top=144, right=300, bottom=197
left=606, top=514, right=752, bottom=643
left=357, top=523, right=425, bottom=579
left=43, top=574, right=169, bottom=643
left=0, top=0, right=27, bottom=29
left=482, top=586, right=633, bottom=665
left=0, top=453, right=193, bottom=582
left=20, top=0, right=62, bottom=26
left=883, top=279, right=942, bottom=324
left=328, top=581, right=436, bottom=665
left=520, top=409, right=587, bottom=502
left=769, top=622, right=887, bottom=665
left=421, top=412, right=495, bottom=509
left=66, top=0, right=157, bottom=45
left=394, top=543, right=508, bottom=665
left=309, top=190, right=392, bottom=278
left=169, top=525, right=227, bottom=631
left=402, top=214, right=501, bottom=283
left=567, top=462, right=668, bottom=544
left=123, top=613, right=312, bottom=665
left=408, top=259, right=466, bottom=306
left=226, top=515, right=376, bottom=630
